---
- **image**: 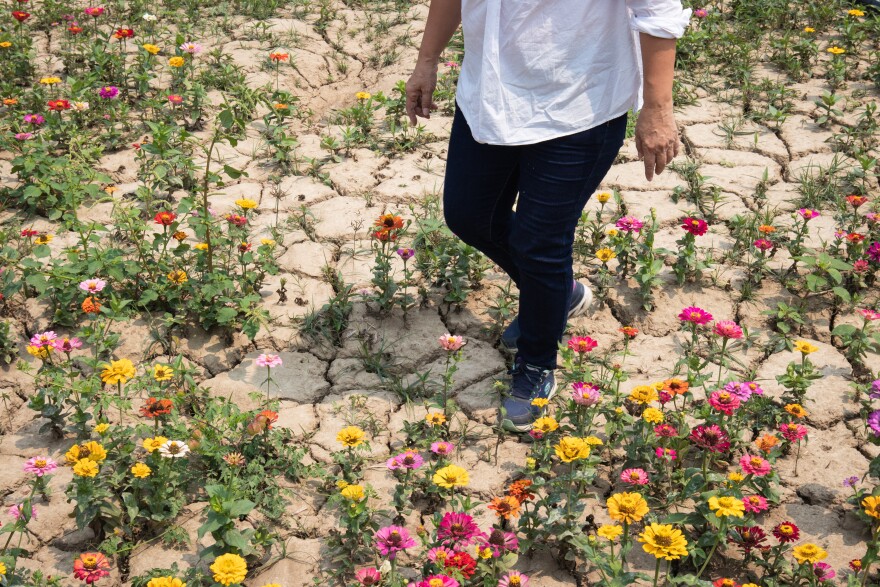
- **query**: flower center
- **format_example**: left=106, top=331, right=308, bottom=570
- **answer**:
left=750, top=458, right=763, bottom=467
left=35, top=459, right=46, bottom=468
left=780, top=525, right=793, bottom=535
left=429, top=579, right=443, bottom=587
left=509, top=578, right=521, bottom=587
left=653, top=534, right=673, bottom=547
left=168, top=443, right=181, bottom=454
left=83, top=556, right=97, bottom=569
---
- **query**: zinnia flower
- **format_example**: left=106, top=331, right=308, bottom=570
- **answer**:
left=607, top=492, right=649, bottom=524
left=679, top=306, right=713, bottom=325
left=772, top=521, right=799, bottom=543
left=707, top=495, right=745, bottom=518
left=8, top=503, right=37, bottom=521
left=615, top=216, right=644, bottom=232
left=73, top=552, right=111, bottom=584
left=79, top=278, right=107, bottom=293
left=498, top=572, right=529, bottom=587
left=681, top=217, right=708, bottom=235
left=439, top=334, right=465, bottom=351
left=708, top=390, right=741, bottom=415
left=813, top=562, right=835, bottom=582
left=256, top=353, right=283, bottom=368
left=158, top=440, right=190, bottom=458
left=438, top=512, right=485, bottom=548
left=375, top=525, right=416, bottom=559
left=739, top=454, right=771, bottom=476
left=621, top=468, right=649, bottom=485
left=742, top=495, right=768, bottom=513
left=487, top=496, right=521, bottom=519
left=713, top=320, right=743, bottom=339
left=433, top=464, right=469, bottom=488
left=386, top=450, right=424, bottom=470
left=354, top=568, right=381, bottom=586
left=100, top=358, right=136, bottom=385
left=554, top=437, right=590, bottom=462
left=728, top=526, right=767, bottom=554
left=792, top=543, right=827, bottom=565
left=431, top=441, right=455, bottom=455
left=210, top=553, right=247, bottom=586
left=131, top=463, right=151, bottom=478
left=571, top=382, right=601, bottom=406
left=862, top=495, right=880, bottom=519
left=690, top=424, right=730, bottom=452
left=638, top=523, right=689, bottom=560
left=597, top=524, right=623, bottom=541
left=567, top=336, right=597, bottom=353
left=336, top=426, right=365, bottom=447
left=24, top=456, right=57, bottom=476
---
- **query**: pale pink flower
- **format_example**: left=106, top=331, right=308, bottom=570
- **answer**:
left=439, top=334, right=464, bottom=351
left=8, top=503, right=37, bottom=521
left=739, top=454, right=772, bottom=476
left=23, top=456, right=57, bottom=476
left=79, top=278, right=107, bottom=293
left=713, top=320, right=743, bottom=339
left=29, top=331, right=57, bottom=347
left=620, top=468, right=649, bottom=485
left=430, top=441, right=455, bottom=456
left=571, top=382, right=600, bottom=406
left=859, top=308, right=880, bottom=322
left=256, top=353, right=283, bottom=368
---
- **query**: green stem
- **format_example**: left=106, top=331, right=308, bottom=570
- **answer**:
left=696, top=536, right=720, bottom=579
left=652, top=559, right=661, bottom=587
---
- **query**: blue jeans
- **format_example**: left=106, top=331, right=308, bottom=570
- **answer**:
left=444, top=106, right=627, bottom=369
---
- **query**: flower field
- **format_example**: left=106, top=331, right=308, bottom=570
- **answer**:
left=1, top=1, right=880, bottom=587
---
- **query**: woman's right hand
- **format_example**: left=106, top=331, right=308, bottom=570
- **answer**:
left=405, top=63, right=438, bottom=126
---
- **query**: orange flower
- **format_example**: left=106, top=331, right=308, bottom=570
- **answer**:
left=139, top=397, right=173, bottom=418
left=269, top=52, right=289, bottom=62
left=663, top=378, right=689, bottom=396
left=507, top=479, right=535, bottom=503
left=754, top=433, right=779, bottom=453
left=82, top=296, right=102, bottom=314
left=3, top=98, right=18, bottom=106
left=487, top=495, right=522, bottom=519
left=374, top=213, right=404, bottom=232
left=757, top=224, right=776, bottom=234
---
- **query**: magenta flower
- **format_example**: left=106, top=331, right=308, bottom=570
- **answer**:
left=437, top=512, right=485, bottom=548
left=571, top=382, right=600, bottom=406
left=653, top=424, right=678, bottom=438
left=780, top=422, right=809, bottom=442
left=620, top=468, right=649, bottom=485
left=386, top=450, right=424, bottom=471
left=498, top=571, right=529, bottom=587
left=374, top=525, right=416, bottom=560
left=98, top=85, right=119, bottom=99
left=417, top=575, right=458, bottom=587
left=708, top=390, right=741, bottom=415
left=678, top=306, right=713, bottom=325
left=431, top=441, right=455, bottom=456
left=615, top=216, right=644, bottom=233
left=354, top=567, right=381, bottom=586
left=740, top=454, right=771, bottom=476
left=15, top=132, right=34, bottom=140
left=79, top=278, right=107, bottom=293
left=797, top=208, right=820, bottom=220
left=693, top=8, right=708, bottom=18
left=396, top=248, right=415, bottom=261
left=439, top=334, right=464, bottom=351
left=255, top=353, right=283, bottom=368
left=713, top=320, right=743, bottom=339
left=479, top=528, right=519, bottom=557
left=23, top=456, right=57, bottom=476
left=51, top=337, right=83, bottom=352
left=742, top=494, right=769, bottom=513
left=567, top=336, right=598, bottom=353
left=843, top=476, right=860, bottom=488
left=859, top=308, right=880, bottom=322
left=689, top=424, right=731, bottom=453
left=681, top=217, right=708, bottom=236
left=84, top=6, right=104, bottom=17
left=813, top=562, right=835, bottom=582
left=29, top=331, right=57, bottom=347
left=8, top=503, right=37, bottom=521
left=753, top=238, right=774, bottom=251
left=655, top=447, right=677, bottom=461
left=23, top=113, right=45, bottom=125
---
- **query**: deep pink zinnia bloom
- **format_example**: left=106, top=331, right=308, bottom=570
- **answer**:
left=431, top=441, right=455, bottom=456
left=713, top=320, right=743, bottom=339
left=753, top=238, right=774, bottom=251
left=24, top=455, right=58, bottom=476
left=426, top=546, right=455, bottom=564
left=742, top=494, right=769, bottom=513
left=678, top=306, right=713, bottom=325
left=615, top=216, right=644, bottom=233
left=813, top=562, right=835, bottom=581
left=620, top=468, right=649, bottom=485
left=98, top=86, right=119, bottom=99
left=655, top=446, right=677, bottom=461
left=859, top=308, right=880, bottom=322
left=255, top=353, right=283, bottom=368
left=479, top=528, right=519, bottom=557
left=84, top=6, right=104, bottom=17
left=571, top=382, right=600, bottom=406
left=397, top=248, right=415, bottom=260
left=654, top=424, right=678, bottom=438
left=437, top=512, right=485, bottom=549
left=30, top=331, right=57, bottom=347
left=690, top=424, right=730, bottom=453
left=708, top=390, right=741, bottom=415
left=355, top=567, right=381, bottom=586
left=417, top=575, right=459, bottom=587
left=797, top=208, right=819, bottom=220
left=51, top=337, right=83, bottom=352
left=693, top=8, right=708, bottom=18
left=498, top=571, right=530, bottom=587
left=15, top=132, right=34, bottom=140
left=567, top=336, right=597, bottom=353
left=8, top=503, right=37, bottom=521
left=386, top=450, right=424, bottom=471
left=375, top=525, right=416, bottom=559
left=740, top=454, right=771, bottom=476
left=681, top=217, right=708, bottom=236
left=780, top=422, right=808, bottom=442
left=24, top=113, right=45, bottom=125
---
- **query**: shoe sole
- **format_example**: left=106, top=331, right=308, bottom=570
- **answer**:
left=500, top=284, right=595, bottom=354
left=500, top=379, right=558, bottom=433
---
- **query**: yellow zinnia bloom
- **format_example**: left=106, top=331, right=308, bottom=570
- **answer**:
left=143, top=436, right=169, bottom=452
left=554, top=436, right=591, bottom=462
left=39, top=77, right=62, bottom=85
left=597, top=524, right=623, bottom=541
left=642, top=407, right=664, bottom=423
left=785, top=403, right=808, bottom=418
left=235, top=198, right=258, bottom=209
left=803, top=26, right=815, bottom=33
left=167, top=270, right=188, bottom=284
left=638, top=523, right=689, bottom=560
left=596, top=248, right=616, bottom=262
left=0, top=561, right=6, bottom=575
left=425, top=412, right=446, bottom=426
left=336, top=426, right=365, bottom=447
left=707, top=495, right=745, bottom=518
left=73, top=458, right=99, bottom=477
left=607, top=492, right=649, bottom=524
left=146, top=577, right=186, bottom=587
left=848, top=9, right=865, bottom=16
left=94, top=423, right=110, bottom=435
left=792, top=543, right=827, bottom=565
left=584, top=436, right=604, bottom=446
left=131, top=463, right=152, bottom=478
left=531, top=398, right=549, bottom=408
left=793, top=340, right=818, bottom=354
left=356, top=91, right=371, bottom=100
left=341, top=484, right=365, bottom=501
left=153, top=364, right=174, bottom=381
left=862, top=495, right=880, bottom=519
left=210, top=553, right=247, bottom=586
left=101, top=358, right=136, bottom=385
left=532, top=416, right=559, bottom=434
left=595, top=191, right=612, bottom=203
left=34, top=234, right=53, bottom=245
left=628, top=385, right=658, bottom=405
left=0, top=42, right=11, bottom=48
left=168, top=56, right=185, bottom=67
left=27, top=345, right=51, bottom=359
left=827, top=46, right=845, bottom=55
left=66, top=441, right=108, bottom=464
left=142, top=44, right=160, bottom=55
left=260, top=238, right=276, bottom=246
left=195, top=242, right=209, bottom=250
left=727, top=472, right=745, bottom=482
left=433, top=464, right=469, bottom=489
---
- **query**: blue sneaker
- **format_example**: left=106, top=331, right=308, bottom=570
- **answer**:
left=500, top=358, right=557, bottom=432
left=500, top=281, right=594, bottom=353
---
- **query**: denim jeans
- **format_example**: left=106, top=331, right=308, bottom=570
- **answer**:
left=444, top=105, right=627, bottom=369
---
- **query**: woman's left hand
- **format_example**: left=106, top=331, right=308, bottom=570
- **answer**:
left=634, top=104, right=680, bottom=181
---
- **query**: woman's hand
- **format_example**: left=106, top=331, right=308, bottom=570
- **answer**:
left=405, top=63, right=439, bottom=126
left=635, top=104, right=679, bottom=181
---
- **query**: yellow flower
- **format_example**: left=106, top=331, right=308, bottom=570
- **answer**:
left=584, top=436, right=604, bottom=446
left=803, top=26, right=815, bottom=33
left=34, top=234, right=53, bottom=245
left=628, top=385, right=658, bottom=405
left=142, top=44, right=160, bottom=55
left=792, top=543, right=827, bottom=565
left=597, top=524, right=623, bottom=541
left=727, top=472, right=745, bottom=482
left=532, top=416, right=559, bottom=434
left=94, top=423, right=110, bottom=435
left=73, top=458, right=99, bottom=477
left=336, top=426, right=365, bottom=447
left=607, top=228, right=619, bottom=237
left=153, top=364, right=174, bottom=381
left=260, top=238, right=276, bottom=246
left=195, top=242, right=209, bottom=250
left=0, top=561, right=5, bottom=575
left=66, top=441, right=107, bottom=464
left=341, top=484, right=365, bottom=501
left=476, top=546, right=493, bottom=559
left=131, top=463, right=152, bottom=478
left=101, top=358, right=136, bottom=385
left=595, top=191, right=612, bottom=203
left=862, top=495, right=880, bottom=519
left=259, top=584, right=281, bottom=587
left=785, top=403, right=808, bottom=418
left=336, top=480, right=349, bottom=489
left=168, top=56, right=185, bottom=67
left=596, top=248, right=616, bottom=262
left=0, top=42, right=11, bottom=48
left=531, top=398, right=549, bottom=408
left=433, top=464, right=469, bottom=489
left=638, top=523, right=689, bottom=560
left=167, top=270, right=188, bottom=284
left=39, top=77, right=62, bottom=85
left=356, top=91, right=371, bottom=100
left=27, top=345, right=51, bottom=359
left=235, top=198, right=258, bottom=209
left=827, top=46, right=845, bottom=55
left=525, top=457, right=536, bottom=469
left=848, top=9, right=865, bottom=16
left=210, top=553, right=247, bottom=586
left=146, top=577, right=186, bottom=587
left=708, top=495, right=745, bottom=518
left=642, top=407, right=664, bottom=423
left=425, top=412, right=446, bottom=426
left=143, top=436, right=169, bottom=452
left=607, top=492, right=649, bottom=524
left=554, top=436, right=591, bottom=462
left=793, top=340, right=818, bottom=354
left=742, top=584, right=761, bottom=587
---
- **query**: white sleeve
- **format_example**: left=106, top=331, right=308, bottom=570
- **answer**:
left=626, top=0, right=692, bottom=39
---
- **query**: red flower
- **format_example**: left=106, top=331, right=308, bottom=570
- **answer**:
left=620, top=326, right=639, bottom=338
left=21, top=228, right=38, bottom=237
left=73, top=552, right=111, bottom=584
left=772, top=521, right=800, bottom=543
left=47, top=99, right=71, bottom=111
left=269, top=52, right=289, bottom=62
left=68, top=25, right=83, bottom=34
left=225, top=214, right=247, bottom=227
left=113, top=28, right=134, bottom=39
left=846, top=195, right=868, bottom=208
left=139, top=397, right=173, bottom=418
left=445, top=551, right=477, bottom=579
left=681, top=217, right=708, bottom=236
left=12, top=10, right=30, bottom=22
left=153, top=211, right=176, bottom=226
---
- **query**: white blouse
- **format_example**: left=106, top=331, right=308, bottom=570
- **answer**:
left=455, top=0, right=691, bottom=145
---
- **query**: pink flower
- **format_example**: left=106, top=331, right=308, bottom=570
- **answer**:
left=355, top=567, right=382, bottom=586
left=396, top=248, right=415, bottom=260
left=84, top=6, right=104, bottom=17
left=499, top=571, right=530, bottom=587
left=859, top=308, right=880, bottom=322
left=375, top=525, right=416, bottom=559
left=678, top=306, right=713, bottom=325
left=437, top=512, right=485, bottom=548
left=179, top=41, right=202, bottom=54
left=740, top=454, right=772, bottom=476
left=567, top=336, right=597, bottom=353
left=167, top=94, right=183, bottom=104
left=98, top=85, right=119, bottom=99
left=615, top=216, right=644, bottom=233
left=51, top=337, right=83, bottom=353
left=742, top=494, right=769, bottom=513
left=693, top=8, right=708, bottom=17
left=8, top=503, right=37, bottom=521
left=439, top=334, right=465, bottom=351
left=417, top=575, right=458, bottom=587
left=386, top=450, right=424, bottom=471
left=681, top=217, right=708, bottom=236
left=654, top=424, right=678, bottom=438
left=713, top=320, right=743, bottom=339
left=480, top=528, right=519, bottom=557
left=813, top=562, right=835, bottom=582
left=780, top=422, right=808, bottom=442
left=753, top=238, right=774, bottom=251
left=255, top=353, right=282, bottom=368
left=797, top=208, right=820, bottom=220
left=24, top=456, right=58, bottom=476
left=620, top=468, right=649, bottom=485
left=571, top=382, right=601, bottom=406
left=427, top=546, right=455, bottom=564
left=29, top=331, right=57, bottom=347
left=708, top=390, right=741, bottom=415
left=655, top=447, right=677, bottom=461
left=431, top=441, right=455, bottom=456
left=79, top=278, right=107, bottom=293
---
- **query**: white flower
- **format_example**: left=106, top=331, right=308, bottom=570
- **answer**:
left=158, top=440, right=190, bottom=458
left=72, top=101, right=90, bottom=111
left=142, top=12, right=157, bottom=21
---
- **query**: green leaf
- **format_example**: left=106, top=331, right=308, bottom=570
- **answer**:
left=831, top=324, right=857, bottom=337
left=225, top=499, right=255, bottom=518
left=221, top=528, right=251, bottom=552
left=222, top=164, right=246, bottom=179
left=832, top=287, right=851, bottom=303
left=218, top=109, right=234, bottom=129
left=215, top=307, right=239, bottom=324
